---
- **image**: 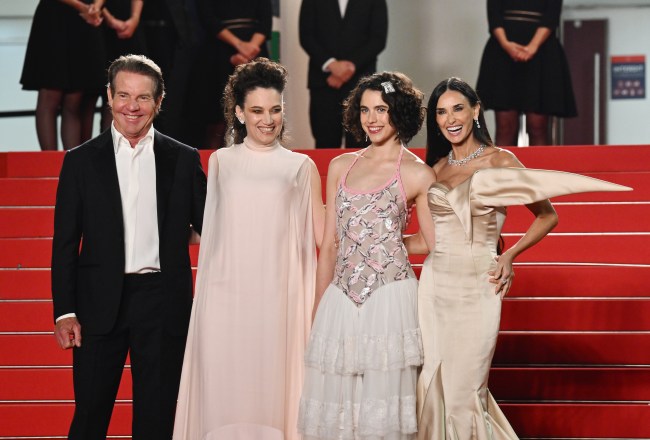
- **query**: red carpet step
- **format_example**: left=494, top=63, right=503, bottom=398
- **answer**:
left=0, top=178, right=58, bottom=206
left=3, top=202, right=648, bottom=239
left=0, top=403, right=131, bottom=437
left=489, top=366, right=650, bottom=401
left=5, top=298, right=650, bottom=333
left=1, top=402, right=648, bottom=439
left=0, top=368, right=131, bottom=401
left=4, top=366, right=648, bottom=403
left=3, top=331, right=648, bottom=367
left=3, top=266, right=648, bottom=300
left=502, top=403, right=650, bottom=438
left=3, top=235, right=647, bottom=268
left=494, top=332, right=650, bottom=365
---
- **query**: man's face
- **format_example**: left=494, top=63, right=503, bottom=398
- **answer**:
left=107, top=71, right=161, bottom=146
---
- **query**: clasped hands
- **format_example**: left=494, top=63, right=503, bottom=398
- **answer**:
left=79, top=2, right=103, bottom=27
left=327, top=60, right=356, bottom=90
left=503, top=40, right=539, bottom=63
left=230, top=41, right=262, bottom=66
left=102, top=8, right=139, bottom=39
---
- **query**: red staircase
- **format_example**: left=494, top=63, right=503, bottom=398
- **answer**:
left=1, top=146, right=649, bottom=439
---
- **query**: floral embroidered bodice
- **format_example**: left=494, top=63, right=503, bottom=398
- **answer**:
left=333, top=148, right=415, bottom=306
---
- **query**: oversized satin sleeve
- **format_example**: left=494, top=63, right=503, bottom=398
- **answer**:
left=446, top=167, right=632, bottom=240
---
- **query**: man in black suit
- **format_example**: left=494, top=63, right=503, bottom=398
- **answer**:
left=299, top=0, right=388, bottom=148
left=51, top=54, right=207, bottom=439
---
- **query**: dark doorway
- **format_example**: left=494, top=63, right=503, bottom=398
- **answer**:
left=562, top=19, right=608, bottom=145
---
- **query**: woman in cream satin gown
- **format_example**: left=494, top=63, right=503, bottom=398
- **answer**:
left=407, top=78, right=630, bottom=440
left=173, top=59, right=325, bottom=440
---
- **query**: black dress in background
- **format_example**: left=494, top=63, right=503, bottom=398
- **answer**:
left=188, top=0, right=272, bottom=127
left=476, top=0, right=577, bottom=117
left=21, top=0, right=106, bottom=92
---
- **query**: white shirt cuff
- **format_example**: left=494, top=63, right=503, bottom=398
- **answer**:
left=322, top=58, right=336, bottom=72
left=56, top=313, right=77, bottom=322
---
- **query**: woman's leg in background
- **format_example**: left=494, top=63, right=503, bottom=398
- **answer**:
left=80, top=93, right=100, bottom=143
left=36, top=89, right=64, bottom=150
left=60, top=91, right=84, bottom=150
left=494, top=110, right=519, bottom=147
left=526, top=112, right=550, bottom=146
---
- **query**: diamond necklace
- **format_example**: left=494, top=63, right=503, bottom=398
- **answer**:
left=447, top=144, right=486, bottom=166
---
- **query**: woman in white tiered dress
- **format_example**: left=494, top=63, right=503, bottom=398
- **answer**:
left=298, top=72, right=436, bottom=440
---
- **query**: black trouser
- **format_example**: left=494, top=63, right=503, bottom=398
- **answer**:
left=68, top=273, right=186, bottom=439
left=309, top=86, right=367, bottom=149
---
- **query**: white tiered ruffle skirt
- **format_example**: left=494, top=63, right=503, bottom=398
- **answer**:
left=298, top=278, right=423, bottom=440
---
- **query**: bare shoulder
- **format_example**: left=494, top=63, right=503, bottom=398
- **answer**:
left=327, top=151, right=357, bottom=179
left=401, top=150, right=437, bottom=189
left=329, top=151, right=358, bottom=169
left=486, top=146, right=524, bottom=167
left=401, top=149, right=434, bottom=174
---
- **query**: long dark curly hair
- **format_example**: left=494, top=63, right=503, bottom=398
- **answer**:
left=222, top=58, right=288, bottom=146
left=425, top=77, right=494, bottom=166
left=343, top=71, right=425, bottom=145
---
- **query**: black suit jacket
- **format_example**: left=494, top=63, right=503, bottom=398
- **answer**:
left=299, top=0, right=388, bottom=90
left=51, top=129, right=207, bottom=335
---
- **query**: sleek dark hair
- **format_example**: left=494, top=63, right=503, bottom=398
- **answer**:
left=107, top=54, right=165, bottom=103
left=343, top=71, right=425, bottom=144
left=222, top=58, right=288, bottom=146
left=425, top=77, right=493, bottom=166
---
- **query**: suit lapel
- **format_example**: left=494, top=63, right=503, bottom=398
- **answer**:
left=92, top=130, right=124, bottom=235
left=154, top=130, right=178, bottom=238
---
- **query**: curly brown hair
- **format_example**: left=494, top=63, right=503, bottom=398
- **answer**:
left=342, top=71, right=425, bottom=144
left=222, top=58, right=288, bottom=146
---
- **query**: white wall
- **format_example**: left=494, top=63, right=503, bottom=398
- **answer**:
left=1, top=0, right=648, bottom=151
left=0, top=0, right=39, bottom=151
left=562, top=3, right=650, bottom=145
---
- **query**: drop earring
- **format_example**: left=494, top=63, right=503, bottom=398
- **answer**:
left=474, top=118, right=481, bottom=129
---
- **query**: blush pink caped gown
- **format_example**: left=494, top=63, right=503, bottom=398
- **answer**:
left=173, top=140, right=317, bottom=440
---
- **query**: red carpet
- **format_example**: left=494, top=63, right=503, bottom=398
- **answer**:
left=1, top=145, right=648, bottom=439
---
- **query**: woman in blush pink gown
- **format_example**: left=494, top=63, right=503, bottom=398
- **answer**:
left=173, top=58, right=325, bottom=440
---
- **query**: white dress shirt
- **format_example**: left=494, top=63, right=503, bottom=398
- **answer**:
left=57, top=124, right=160, bottom=323
left=322, top=0, right=351, bottom=72
left=112, top=123, right=160, bottom=274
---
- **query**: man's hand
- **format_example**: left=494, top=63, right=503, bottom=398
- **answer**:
left=328, top=60, right=356, bottom=84
left=55, top=317, right=82, bottom=349
left=326, top=74, right=345, bottom=89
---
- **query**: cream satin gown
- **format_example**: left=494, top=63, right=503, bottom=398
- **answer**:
left=416, top=168, right=630, bottom=440
left=173, top=141, right=317, bottom=440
